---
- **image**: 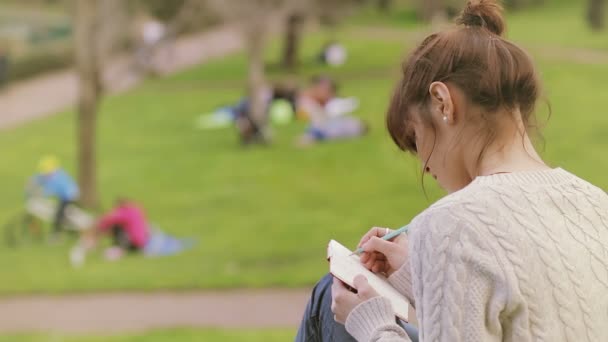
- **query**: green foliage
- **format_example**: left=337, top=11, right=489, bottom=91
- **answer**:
left=7, top=45, right=73, bottom=82
left=0, top=2, right=73, bottom=82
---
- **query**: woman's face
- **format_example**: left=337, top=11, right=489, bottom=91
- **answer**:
left=409, top=85, right=475, bottom=193
left=405, top=82, right=543, bottom=192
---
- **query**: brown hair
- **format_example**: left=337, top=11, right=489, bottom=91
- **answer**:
left=387, top=0, right=542, bottom=164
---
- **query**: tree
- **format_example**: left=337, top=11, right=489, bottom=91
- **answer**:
left=280, top=0, right=364, bottom=71
left=377, top=0, right=392, bottom=12
left=242, top=18, right=270, bottom=144
left=281, top=12, right=305, bottom=70
left=419, top=0, right=445, bottom=22
left=588, top=0, right=605, bottom=30
left=313, top=0, right=365, bottom=26
left=136, top=0, right=219, bottom=36
left=74, top=0, right=102, bottom=208
left=97, top=0, right=130, bottom=61
left=206, top=0, right=289, bottom=144
left=137, top=0, right=187, bottom=22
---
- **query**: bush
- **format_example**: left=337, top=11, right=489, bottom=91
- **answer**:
left=7, top=45, right=73, bottom=82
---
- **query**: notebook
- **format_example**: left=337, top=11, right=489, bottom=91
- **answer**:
left=327, top=239, right=409, bottom=321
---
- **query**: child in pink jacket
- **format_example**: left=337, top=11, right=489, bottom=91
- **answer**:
left=97, top=198, right=150, bottom=251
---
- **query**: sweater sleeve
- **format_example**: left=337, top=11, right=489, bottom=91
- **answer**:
left=345, top=296, right=411, bottom=342
left=345, top=206, right=508, bottom=341
left=387, top=262, right=414, bottom=306
left=408, top=208, right=506, bottom=342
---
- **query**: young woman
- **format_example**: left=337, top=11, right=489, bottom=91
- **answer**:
left=296, top=0, right=608, bottom=341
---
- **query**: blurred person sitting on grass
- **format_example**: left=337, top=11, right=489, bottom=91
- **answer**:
left=27, top=155, right=79, bottom=241
left=73, top=198, right=195, bottom=265
left=88, top=198, right=150, bottom=260
left=196, top=83, right=298, bottom=144
left=296, top=1, right=608, bottom=341
left=297, top=76, right=368, bottom=147
left=197, top=76, right=368, bottom=146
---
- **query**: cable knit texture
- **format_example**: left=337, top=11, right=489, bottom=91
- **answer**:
left=345, top=168, right=608, bottom=341
left=346, top=297, right=409, bottom=342
left=388, top=262, right=414, bottom=305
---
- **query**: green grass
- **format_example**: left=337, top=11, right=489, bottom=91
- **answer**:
left=507, top=2, right=608, bottom=51
left=0, top=329, right=293, bottom=342
left=350, top=0, right=608, bottom=51
left=0, top=2, right=606, bottom=295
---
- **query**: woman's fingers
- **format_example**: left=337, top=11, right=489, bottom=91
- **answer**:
left=365, top=252, right=377, bottom=269
left=362, top=236, right=401, bottom=257
left=362, top=252, right=388, bottom=272
left=360, top=251, right=385, bottom=264
left=371, top=260, right=386, bottom=273
left=360, top=251, right=370, bottom=264
left=358, top=227, right=390, bottom=248
left=374, top=252, right=387, bottom=261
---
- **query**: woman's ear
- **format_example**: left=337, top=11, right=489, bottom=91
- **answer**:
left=429, top=82, right=455, bottom=125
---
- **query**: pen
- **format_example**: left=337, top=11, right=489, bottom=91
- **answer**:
left=351, top=224, right=410, bottom=256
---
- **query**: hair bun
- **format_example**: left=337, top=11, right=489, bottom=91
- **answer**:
left=457, top=0, right=505, bottom=36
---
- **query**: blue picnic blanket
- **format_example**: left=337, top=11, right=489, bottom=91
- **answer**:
left=143, top=228, right=196, bottom=257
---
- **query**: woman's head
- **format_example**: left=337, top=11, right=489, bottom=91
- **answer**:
left=387, top=0, right=544, bottom=192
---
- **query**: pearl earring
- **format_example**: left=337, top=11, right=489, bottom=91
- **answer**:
left=443, top=116, right=448, bottom=123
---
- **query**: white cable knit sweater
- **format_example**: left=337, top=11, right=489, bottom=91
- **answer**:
left=345, top=168, right=608, bottom=341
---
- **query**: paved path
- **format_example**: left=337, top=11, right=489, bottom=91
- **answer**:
left=0, top=289, right=311, bottom=333
left=0, top=25, right=243, bottom=130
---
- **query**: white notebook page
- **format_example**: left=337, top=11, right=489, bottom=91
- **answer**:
left=327, top=239, right=409, bottom=321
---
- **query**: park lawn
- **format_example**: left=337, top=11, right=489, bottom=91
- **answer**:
left=506, top=1, right=608, bottom=51
left=351, top=0, right=608, bottom=51
left=0, top=329, right=294, bottom=342
left=0, top=3, right=606, bottom=295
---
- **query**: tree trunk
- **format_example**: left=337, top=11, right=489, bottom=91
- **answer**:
left=377, top=0, right=392, bottom=12
left=242, top=23, right=270, bottom=144
left=420, top=0, right=444, bottom=22
left=588, top=0, right=605, bottom=31
left=97, top=0, right=128, bottom=62
left=281, top=12, right=304, bottom=70
left=75, top=0, right=101, bottom=208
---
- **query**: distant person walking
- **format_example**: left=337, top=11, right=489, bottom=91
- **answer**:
left=134, top=17, right=166, bottom=75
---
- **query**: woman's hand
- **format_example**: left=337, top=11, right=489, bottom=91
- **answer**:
left=358, top=227, right=409, bottom=276
left=331, top=275, right=379, bottom=324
